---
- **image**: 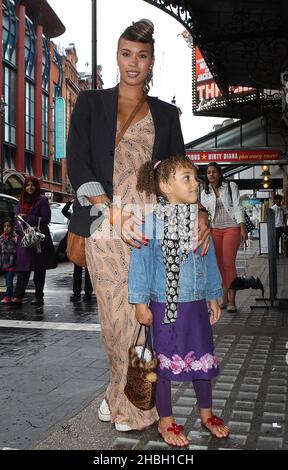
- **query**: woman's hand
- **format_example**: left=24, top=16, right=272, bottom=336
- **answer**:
left=195, top=210, right=211, bottom=256
left=208, top=299, right=221, bottom=325
left=240, top=223, right=248, bottom=243
left=135, top=304, right=153, bottom=326
left=112, top=207, right=148, bottom=249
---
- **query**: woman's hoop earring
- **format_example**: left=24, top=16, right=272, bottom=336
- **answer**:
left=116, top=67, right=120, bottom=84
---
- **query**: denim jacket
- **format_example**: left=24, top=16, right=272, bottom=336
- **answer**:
left=128, top=213, right=223, bottom=305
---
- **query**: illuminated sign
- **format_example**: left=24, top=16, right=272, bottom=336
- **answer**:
left=193, top=48, right=256, bottom=115
left=186, top=149, right=281, bottom=163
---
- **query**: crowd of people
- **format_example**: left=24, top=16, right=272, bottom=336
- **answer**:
left=0, top=178, right=93, bottom=306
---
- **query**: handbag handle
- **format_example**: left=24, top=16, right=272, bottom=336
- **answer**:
left=17, top=215, right=42, bottom=230
left=17, top=214, right=31, bottom=229
left=115, top=94, right=146, bottom=147
left=133, top=323, right=155, bottom=360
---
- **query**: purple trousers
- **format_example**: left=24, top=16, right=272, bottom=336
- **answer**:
left=156, top=376, right=212, bottom=417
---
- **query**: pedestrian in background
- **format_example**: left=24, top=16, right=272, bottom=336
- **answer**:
left=0, top=218, right=17, bottom=304
left=271, top=194, right=287, bottom=256
left=61, top=200, right=93, bottom=302
left=12, top=177, right=57, bottom=305
left=201, top=162, right=247, bottom=313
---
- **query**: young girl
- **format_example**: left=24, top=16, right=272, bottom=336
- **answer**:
left=0, top=218, right=17, bottom=304
left=128, top=155, right=229, bottom=447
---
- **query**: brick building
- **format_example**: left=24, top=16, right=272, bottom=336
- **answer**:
left=1, top=0, right=102, bottom=201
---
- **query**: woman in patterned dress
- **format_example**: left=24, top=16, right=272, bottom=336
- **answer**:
left=67, top=19, right=210, bottom=431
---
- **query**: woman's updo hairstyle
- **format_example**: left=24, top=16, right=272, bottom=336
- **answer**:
left=118, top=19, right=155, bottom=55
left=118, top=19, right=155, bottom=94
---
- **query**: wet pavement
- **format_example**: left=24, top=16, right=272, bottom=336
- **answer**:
left=1, top=241, right=288, bottom=450
left=0, top=263, right=108, bottom=450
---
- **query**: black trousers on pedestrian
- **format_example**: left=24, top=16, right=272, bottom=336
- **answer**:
left=14, top=270, right=46, bottom=300
left=73, top=265, right=93, bottom=296
left=275, top=227, right=284, bottom=255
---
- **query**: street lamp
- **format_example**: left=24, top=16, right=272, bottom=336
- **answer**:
left=171, top=95, right=182, bottom=117
left=92, top=0, right=97, bottom=90
left=0, top=95, right=7, bottom=194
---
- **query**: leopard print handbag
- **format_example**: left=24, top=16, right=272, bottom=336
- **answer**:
left=124, top=324, right=158, bottom=411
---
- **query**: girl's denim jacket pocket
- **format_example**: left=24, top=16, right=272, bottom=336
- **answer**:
left=128, top=213, right=222, bottom=304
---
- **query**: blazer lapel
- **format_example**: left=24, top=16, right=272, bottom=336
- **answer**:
left=100, top=90, right=161, bottom=158
left=147, top=96, right=161, bottom=160
left=100, top=84, right=119, bottom=141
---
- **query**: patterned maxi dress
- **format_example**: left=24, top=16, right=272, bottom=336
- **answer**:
left=85, top=111, right=158, bottom=429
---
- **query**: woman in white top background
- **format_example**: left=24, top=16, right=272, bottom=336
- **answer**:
left=201, top=162, right=247, bottom=312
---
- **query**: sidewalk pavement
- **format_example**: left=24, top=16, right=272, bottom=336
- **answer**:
left=34, top=246, right=288, bottom=451
left=1, top=244, right=287, bottom=450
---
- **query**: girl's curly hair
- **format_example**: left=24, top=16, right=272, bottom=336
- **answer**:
left=136, top=155, right=197, bottom=197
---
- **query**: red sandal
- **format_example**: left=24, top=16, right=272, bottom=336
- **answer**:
left=167, top=422, right=184, bottom=435
left=158, top=422, right=189, bottom=447
left=201, top=415, right=229, bottom=439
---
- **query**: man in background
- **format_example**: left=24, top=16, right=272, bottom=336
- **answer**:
left=62, top=200, right=93, bottom=302
left=271, top=195, right=287, bottom=256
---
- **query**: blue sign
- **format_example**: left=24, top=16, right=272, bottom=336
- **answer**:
left=249, top=198, right=261, bottom=205
left=55, top=97, right=66, bottom=159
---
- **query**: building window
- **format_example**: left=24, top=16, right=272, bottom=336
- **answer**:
left=53, top=162, right=62, bottom=183
left=2, top=0, right=17, bottom=66
left=3, top=65, right=16, bottom=145
left=25, top=80, right=35, bottom=152
left=53, top=47, right=63, bottom=98
left=42, top=37, right=50, bottom=91
left=42, top=93, right=48, bottom=158
left=25, top=18, right=36, bottom=79
left=42, top=158, right=48, bottom=180
left=3, top=146, right=15, bottom=170
left=25, top=152, right=34, bottom=176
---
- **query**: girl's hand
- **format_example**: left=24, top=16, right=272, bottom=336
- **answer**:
left=240, top=223, right=248, bottom=243
left=135, top=304, right=153, bottom=326
left=195, top=210, right=210, bottom=256
left=208, top=299, right=221, bottom=325
left=112, top=207, right=148, bottom=249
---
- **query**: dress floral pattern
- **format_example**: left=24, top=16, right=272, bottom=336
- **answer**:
left=151, top=299, right=219, bottom=382
left=158, top=352, right=218, bottom=375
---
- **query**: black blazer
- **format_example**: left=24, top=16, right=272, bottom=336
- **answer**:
left=67, top=85, right=185, bottom=236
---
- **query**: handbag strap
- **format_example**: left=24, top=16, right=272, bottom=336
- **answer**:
left=115, top=94, right=146, bottom=147
left=17, top=214, right=31, bottom=229
left=17, top=214, right=41, bottom=231
left=227, top=181, right=232, bottom=203
left=133, top=323, right=155, bottom=360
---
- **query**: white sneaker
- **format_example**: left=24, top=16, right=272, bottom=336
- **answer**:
left=115, top=423, right=132, bottom=432
left=98, top=399, right=111, bottom=422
